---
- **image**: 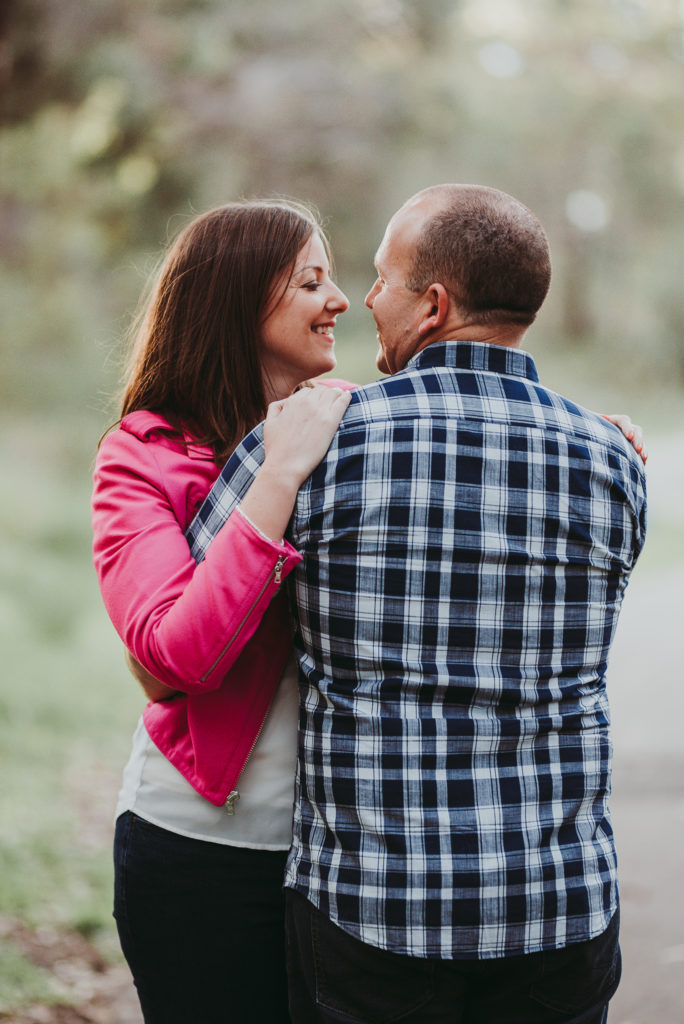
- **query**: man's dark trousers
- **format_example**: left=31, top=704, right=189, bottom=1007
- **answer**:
left=285, top=889, right=620, bottom=1024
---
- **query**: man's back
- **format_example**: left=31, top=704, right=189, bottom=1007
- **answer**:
left=285, top=339, right=646, bottom=959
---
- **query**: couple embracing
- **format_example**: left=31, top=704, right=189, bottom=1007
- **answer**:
left=92, top=184, right=646, bottom=1023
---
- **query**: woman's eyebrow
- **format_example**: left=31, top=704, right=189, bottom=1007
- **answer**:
left=293, top=263, right=325, bottom=275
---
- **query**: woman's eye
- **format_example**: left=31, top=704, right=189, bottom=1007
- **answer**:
left=303, top=282, right=322, bottom=291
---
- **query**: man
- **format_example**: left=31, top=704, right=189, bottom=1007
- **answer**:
left=190, top=185, right=646, bottom=1022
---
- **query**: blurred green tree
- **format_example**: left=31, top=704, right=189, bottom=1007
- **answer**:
left=1, top=0, right=683, bottom=417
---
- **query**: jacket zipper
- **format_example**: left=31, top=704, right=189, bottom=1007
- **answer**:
left=224, top=789, right=240, bottom=814
left=218, top=553, right=289, bottom=814
left=224, top=672, right=280, bottom=814
left=201, top=555, right=288, bottom=683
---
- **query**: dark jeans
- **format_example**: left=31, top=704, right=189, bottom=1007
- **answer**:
left=114, top=811, right=291, bottom=1023
left=285, top=889, right=621, bottom=1024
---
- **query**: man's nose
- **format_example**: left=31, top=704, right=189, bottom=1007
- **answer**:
left=365, top=280, right=379, bottom=308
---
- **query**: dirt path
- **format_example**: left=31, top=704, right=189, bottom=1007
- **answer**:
left=604, top=559, right=684, bottom=1024
left=0, top=917, right=141, bottom=1024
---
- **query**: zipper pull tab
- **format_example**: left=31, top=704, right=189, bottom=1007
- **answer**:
left=274, top=556, right=287, bottom=585
left=225, top=789, right=240, bottom=815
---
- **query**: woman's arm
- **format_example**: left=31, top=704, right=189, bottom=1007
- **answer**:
left=125, top=649, right=179, bottom=701
left=93, top=388, right=351, bottom=695
left=240, top=386, right=352, bottom=541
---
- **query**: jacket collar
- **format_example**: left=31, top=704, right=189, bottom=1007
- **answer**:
left=121, top=411, right=215, bottom=461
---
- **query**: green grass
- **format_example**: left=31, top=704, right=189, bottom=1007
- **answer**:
left=0, top=413, right=142, bottom=1008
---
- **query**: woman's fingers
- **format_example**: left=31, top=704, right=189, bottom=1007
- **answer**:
left=263, top=387, right=352, bottom=482
left=602, top=413, right=648, bottom=463
left=273, top=384, right=351, bottom=426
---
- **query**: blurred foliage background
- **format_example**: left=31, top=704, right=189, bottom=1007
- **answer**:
left=1, top=0, right=683, bottom=1017
left=3, top=0, right=684, bottom=407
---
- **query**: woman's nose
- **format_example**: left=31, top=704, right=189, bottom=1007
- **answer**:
left=328, top=284, right=349, bottom=312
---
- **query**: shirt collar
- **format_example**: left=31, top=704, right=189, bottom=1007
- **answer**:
left=405, top=340, right=539, bottom=383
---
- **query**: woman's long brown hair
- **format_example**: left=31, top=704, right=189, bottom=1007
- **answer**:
left=118, top=200, right=322, bottom=464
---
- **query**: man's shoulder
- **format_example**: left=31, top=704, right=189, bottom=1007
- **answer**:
left=341, top=366, right=438, bottom=422
left=337, top=368, right=644, bottom=476
left=350, top=366, right=429, bottom=398
left=533, top=384, right=646, bottom=468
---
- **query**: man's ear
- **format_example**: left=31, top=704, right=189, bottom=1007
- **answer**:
left=417, top=283, right=450, bottom=338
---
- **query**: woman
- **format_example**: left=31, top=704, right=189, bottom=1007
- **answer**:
left=92, top=200, right=351, bottom=1023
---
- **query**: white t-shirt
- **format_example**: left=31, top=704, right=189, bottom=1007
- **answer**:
left=116, top=653, right=299, bottom=850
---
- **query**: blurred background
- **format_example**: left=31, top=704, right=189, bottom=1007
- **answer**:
left=0, top=0, right=682, bottom=1020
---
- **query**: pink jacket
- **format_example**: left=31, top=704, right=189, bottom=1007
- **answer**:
left=92, top=380, right=354, bottom=806
left=92, top=410, right=304, bottom=806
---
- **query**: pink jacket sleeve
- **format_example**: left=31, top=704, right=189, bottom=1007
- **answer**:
left=316, top=377, right=356, bottom=391
left=92, top=428, right=302, bottom=693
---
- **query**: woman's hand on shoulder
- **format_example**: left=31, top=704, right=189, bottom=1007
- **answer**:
left=602, top=413, right=647, bottom=463
left=238, top=386, right=351, bottom=544
left=263, top=385, right=352, bottom=486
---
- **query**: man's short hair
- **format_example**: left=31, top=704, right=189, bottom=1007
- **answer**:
left=406, top=186, right=551, bottom=327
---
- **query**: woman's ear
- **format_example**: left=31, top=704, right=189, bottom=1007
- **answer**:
left=418, top=283, right=450, bottom=338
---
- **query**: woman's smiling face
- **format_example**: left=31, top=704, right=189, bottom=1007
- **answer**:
left=259, top=232, right=349, bottom=400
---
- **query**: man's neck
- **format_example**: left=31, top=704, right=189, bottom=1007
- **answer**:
left=431, top=323, right=528, bottom=349
left=397, top=324, right=527, bottom=370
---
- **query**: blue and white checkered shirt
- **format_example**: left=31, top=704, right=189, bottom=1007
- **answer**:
left=187, top=340, right=646, bottom=960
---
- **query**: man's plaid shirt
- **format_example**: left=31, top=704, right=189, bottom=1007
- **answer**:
left=187, top=340, right=646, bottom=959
